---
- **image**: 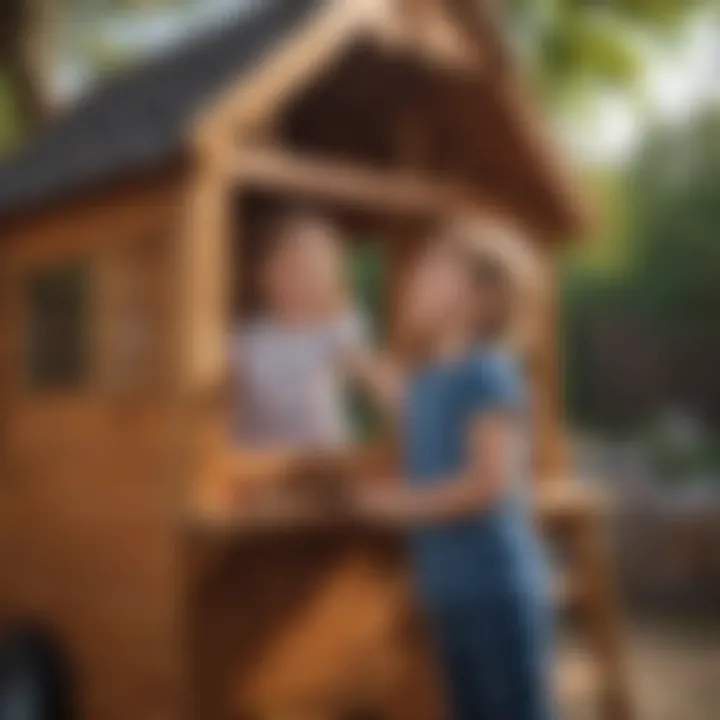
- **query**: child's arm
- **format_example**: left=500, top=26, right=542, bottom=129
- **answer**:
left=354, top=410, right=512, bottom=526
left=330, top=308, right=406, bottom=417
left=344, top=349, right=405, bottom=418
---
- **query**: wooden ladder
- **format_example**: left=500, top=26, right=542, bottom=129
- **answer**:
left=539, top=482, right=635, bottom=720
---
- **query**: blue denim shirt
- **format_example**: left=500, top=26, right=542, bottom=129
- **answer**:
left=404, top=349, right=546, bottom=608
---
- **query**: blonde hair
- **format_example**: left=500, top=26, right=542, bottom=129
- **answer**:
left=444, top=215, right=546, bottom=354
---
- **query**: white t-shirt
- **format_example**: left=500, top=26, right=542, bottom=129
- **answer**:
left=230, top=313, right=365, bottom=448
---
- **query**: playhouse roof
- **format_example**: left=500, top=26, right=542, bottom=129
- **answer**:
left=0, top=0, right=585, bottom=235
left=0, top=0, right=322, bottom=218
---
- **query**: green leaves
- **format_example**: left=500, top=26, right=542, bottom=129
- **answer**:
left=538, top=13, right=641, bottom=101
left=562, top=108, right=720, bottom=430
left=606, top=0, right=704, bottom=28
left=504, top=0, right=704, bottom=103
left=0, top=71, right=23, bottom=156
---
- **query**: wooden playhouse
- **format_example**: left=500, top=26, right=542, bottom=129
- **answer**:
left=0, top=1, right=633, bottom=718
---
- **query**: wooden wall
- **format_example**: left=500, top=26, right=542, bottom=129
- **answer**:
left=186, top=528, right=443, bottom=719
left=0, top=175, right=191, bottom=720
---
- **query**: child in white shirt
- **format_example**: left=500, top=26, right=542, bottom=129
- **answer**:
left=231, top=209, right=365, bottom=448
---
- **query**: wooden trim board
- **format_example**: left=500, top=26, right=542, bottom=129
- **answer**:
left=229, top=146, right=471, bottom=216
left=192, top=0, right=388, bottom=150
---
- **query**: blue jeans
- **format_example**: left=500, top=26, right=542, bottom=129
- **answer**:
left=428, top=591, right=554, bottom=720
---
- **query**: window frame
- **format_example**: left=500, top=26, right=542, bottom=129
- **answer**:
left=7, top=254, right=98, bottom=401
left=23, top=261, right=93, bottom=393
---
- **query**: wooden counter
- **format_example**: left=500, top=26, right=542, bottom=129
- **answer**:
left=186, top=499, right=444, bottom=720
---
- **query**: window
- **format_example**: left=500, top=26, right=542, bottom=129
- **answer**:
left=27, top=264, right=90, bottom=389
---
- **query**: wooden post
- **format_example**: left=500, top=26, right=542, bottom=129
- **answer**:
left=180, top=148, right=235, bottom=525
left=181, top=148, right=237, bottom=720
left=532, top=254, right=568, bottom=482
left=181, top=156, right=232, bottom=396
left=571, top=515, right=634, bottom=720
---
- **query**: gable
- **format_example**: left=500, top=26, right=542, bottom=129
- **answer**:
left=0, top=0, right=585, bottom=236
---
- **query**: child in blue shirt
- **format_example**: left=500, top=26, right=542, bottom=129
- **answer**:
left=351, top=219, right=554, bottom=720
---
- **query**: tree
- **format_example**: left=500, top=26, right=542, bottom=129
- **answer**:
left=0, top=0, right=56, bottom=135
left=503, top=0, right=709, bottom=104
left=0, top=0, right=203, bottom=153
left=563, top=108, right=720, bottom=429
left=629, top=109, right=720, bottom=418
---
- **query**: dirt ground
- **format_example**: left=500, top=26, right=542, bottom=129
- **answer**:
left=559, top=621, right=720, bottom=720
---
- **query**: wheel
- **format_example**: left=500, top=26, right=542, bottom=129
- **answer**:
left=0, top=628, right=74, bottom=720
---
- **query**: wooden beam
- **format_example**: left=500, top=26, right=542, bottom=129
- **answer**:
left=193, top=0, right=387, bottom=146
left=533, top=259, right=570, bottom=482
left=228, top=146, right=563, bottom=247
left=181, top=158, right=232, bottom=394
left=229, top=146, right=472, bottom=217
left=449, top=0, right=589, bottom=235
left=229, top=147, right=559, bottom=245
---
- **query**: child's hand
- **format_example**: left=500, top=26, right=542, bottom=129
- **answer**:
left=344, top=350, right=405, bottom=417
left=351, top=483, right=416, bottom=527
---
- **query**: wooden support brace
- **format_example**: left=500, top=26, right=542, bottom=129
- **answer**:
left=229, top=147, right=472, bottom=217
left=571, top=516, right=635, bottom=720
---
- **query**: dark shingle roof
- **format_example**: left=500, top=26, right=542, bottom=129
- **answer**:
left=0, top=0, right=324, bottom=218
